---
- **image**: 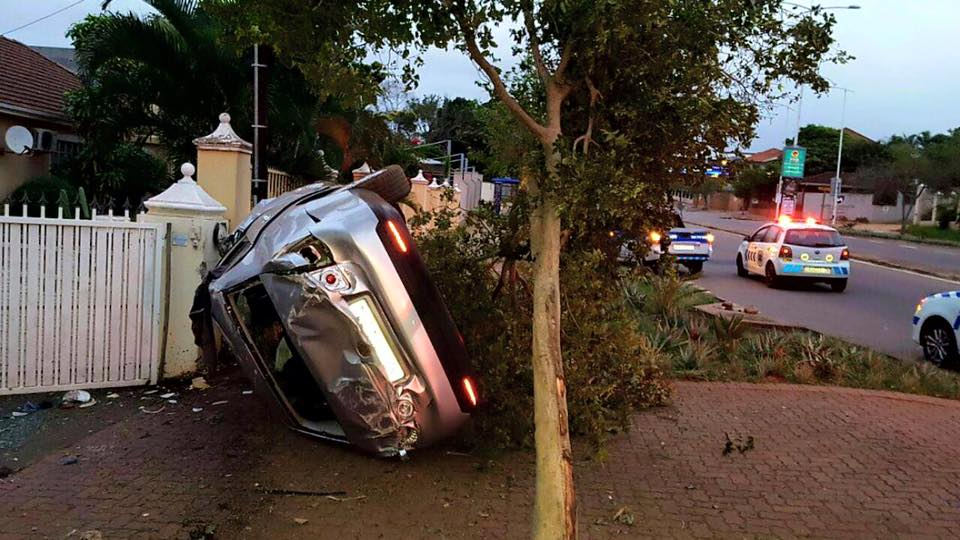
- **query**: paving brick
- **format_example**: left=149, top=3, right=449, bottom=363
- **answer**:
left=1, top=381, right=959, bottom=538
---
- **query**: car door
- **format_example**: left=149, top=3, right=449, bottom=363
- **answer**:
left=744, top=226, right=768, bottom=274
left=750, top=226, right=781, bottom=273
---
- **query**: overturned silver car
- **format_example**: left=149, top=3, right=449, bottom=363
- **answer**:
left=196, top=166, right=478, bottom=457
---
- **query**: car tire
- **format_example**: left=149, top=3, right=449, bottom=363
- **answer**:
left=764, top=262, right=779, bottom=288
left=684, top=261, right=703, bottom=274
left=920, top=318, right=959, bottom=368
left=736, top=254, right=748, bottom=277
left=830, top=279, right=848, bottom=293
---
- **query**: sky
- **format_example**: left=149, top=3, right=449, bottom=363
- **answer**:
left=2, top=0, right=957, bottom=152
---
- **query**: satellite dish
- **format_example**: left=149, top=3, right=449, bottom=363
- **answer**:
left=4, top=126, right=34, bottom=155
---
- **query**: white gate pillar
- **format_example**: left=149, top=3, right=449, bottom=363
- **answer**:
left=143, top=163, right=227, bottom=379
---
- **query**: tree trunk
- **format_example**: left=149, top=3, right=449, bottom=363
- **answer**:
left=529, top=141, right=577, bottom=540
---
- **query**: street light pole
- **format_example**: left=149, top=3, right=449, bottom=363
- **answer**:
left=831, top=87, right=852, bottom=225
left=772, top=3, right=860, bottom=219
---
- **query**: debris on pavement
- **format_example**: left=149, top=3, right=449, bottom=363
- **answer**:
left=139, top=404, right=165, bottom=414
left=159, top=392, right=177, bottom=399
left=192, top=407, right=204, bottom=413
left=293, top=518, right=309, bottom=526
left=106, top=393, right=120, bottom=399
left=11, top=400, right=53, bottom=417
left=256, top=487, right=347, bottom=497
left=61, top=390, right=92, bottom=408
left=325, top=494, right=366, bottom=502
left=190, top=377, right=210, bottom=390
left=60, top=455, right=79, bottom=466
left=612, top=506, right=635, bottom=526
left=211, top=400, right=228, bottom=406
left=241, top=390, right=253, bottom=395
left=142, top=389, right=159, bottom=395
left=78, top=399, right=97, bottom=409
left=78, top=530, right=103, bottom=540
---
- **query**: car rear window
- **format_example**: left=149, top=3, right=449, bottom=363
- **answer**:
left=784, top=229, right=844, bottom=247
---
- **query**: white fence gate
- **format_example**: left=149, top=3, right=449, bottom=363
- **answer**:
left=0, top=207, right=167, bottom=394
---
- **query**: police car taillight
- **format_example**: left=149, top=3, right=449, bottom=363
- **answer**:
left=779, top=246, right=793, bottom=260
left=840, top=248, right=850, bottom=261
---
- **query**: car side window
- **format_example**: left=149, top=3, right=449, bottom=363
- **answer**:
left=763, top=226, right=781, bottom=243
left=750, top=227, right=768, bottom=242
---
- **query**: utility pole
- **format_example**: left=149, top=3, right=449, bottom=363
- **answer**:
left=831, top=87, right=852, bottom=225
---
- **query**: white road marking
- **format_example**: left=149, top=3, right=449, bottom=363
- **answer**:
left=868, top=239, right=883, bottom=244
left=707, top=227, right=960, bottom=286
left=899, top=244, right=918, bottom=250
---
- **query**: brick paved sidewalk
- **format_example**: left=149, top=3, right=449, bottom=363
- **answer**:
left=2, top=380, right=959, bottom=539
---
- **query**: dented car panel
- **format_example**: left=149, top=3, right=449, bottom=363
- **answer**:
left=205, top=167, right=476, bottom=457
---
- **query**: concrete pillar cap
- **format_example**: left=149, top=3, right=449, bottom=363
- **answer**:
left=193, top=112, right=252, bottom=153
left=411, top=169, right=429, bottom=184
left=144, top=162, right=227, bottom=216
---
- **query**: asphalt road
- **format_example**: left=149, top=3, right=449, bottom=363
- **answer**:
left=694, top=227, right=960, bottom=361
left=686, top=210, right=960, bottom=278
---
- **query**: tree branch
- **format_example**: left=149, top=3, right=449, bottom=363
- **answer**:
left=523, top=5, right=550, bottom=85
left=458, top=17, right=548, bottom=140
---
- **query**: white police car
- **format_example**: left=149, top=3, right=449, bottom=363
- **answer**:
left=912, top=291, right=960, bottom=368
left=735, top=217, right=850, bottom=292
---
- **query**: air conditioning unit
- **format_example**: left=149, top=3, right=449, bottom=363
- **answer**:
left=34, top=129, right=55, bottom=151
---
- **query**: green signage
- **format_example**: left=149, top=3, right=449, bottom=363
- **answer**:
left=781, top=146, right=806, bottom=178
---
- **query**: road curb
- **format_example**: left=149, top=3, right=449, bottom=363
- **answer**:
left=688, top=220, right=960, bottom=283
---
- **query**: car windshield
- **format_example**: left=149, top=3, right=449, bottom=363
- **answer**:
left=783, top=229, right=844, bottom=248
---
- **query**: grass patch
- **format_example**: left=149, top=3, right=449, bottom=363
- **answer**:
left=904, top=224, right=960, bottom=244
left=625, top=273, right=960, bottom=400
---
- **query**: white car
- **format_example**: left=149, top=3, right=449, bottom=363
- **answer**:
left=912, top=291, right=960, bottom=367
left=735, top=217, right=850, bottom=292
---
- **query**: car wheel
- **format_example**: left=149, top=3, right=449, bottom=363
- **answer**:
left=830, top=279, right=848, bottom=293
left=736, top=254, right=748, bottom=277
left=920, top=318, right=959, bottom=368
left=764, top=262, right=779, bottom=288
left=684, top=261, right=703, bottom=274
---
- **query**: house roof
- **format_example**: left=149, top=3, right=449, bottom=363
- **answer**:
left=745, top=148, right=782, bottom=163
left=841, top=127, right=875, bottom=144
left=0, top=37, right=81, bottom=124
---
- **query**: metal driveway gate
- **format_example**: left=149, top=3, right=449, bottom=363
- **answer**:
left=0, top=209, right=167, bottom=394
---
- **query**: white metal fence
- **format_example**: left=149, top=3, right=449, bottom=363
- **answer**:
left=0, top=205, right=167, bottom=394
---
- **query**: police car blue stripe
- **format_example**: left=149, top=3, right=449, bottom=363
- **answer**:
left=954, top=315, right=960, bottom=331
left=913, top=316, right=921, bottom=326
left=941, top=293, right=952, bottom=298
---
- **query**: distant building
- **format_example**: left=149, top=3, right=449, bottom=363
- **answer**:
left=744, top=148, right=783, bottom=164
left=0, top=37, right=82, bottom=199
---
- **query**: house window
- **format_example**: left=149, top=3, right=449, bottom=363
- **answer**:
left=53, top=138, right=81, bottom=167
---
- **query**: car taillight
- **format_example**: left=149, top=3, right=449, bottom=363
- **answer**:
left=840, top=248, right=849, bottom=261
left=779, top=246, right=793, bottom=259
left=462, top=377, right=479, bottom=407
left=649, top=231, right=662, bottom=243
left=386, top=221, right=408, bottom=253
left=705, top=233, right=715, bottom=244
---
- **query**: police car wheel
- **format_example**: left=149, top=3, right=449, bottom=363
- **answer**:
left=684, top=261, right=703, bottom=274
left=736, top=254, right=748, bottom=278
left=830, top=279, right=848, bottom=293
left=920, top=318, right=959, bottom=368
left=764, top=262, right=779, bottom=288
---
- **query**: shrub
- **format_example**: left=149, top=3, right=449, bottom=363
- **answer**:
left=412, top=204, right=670, bottom=451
